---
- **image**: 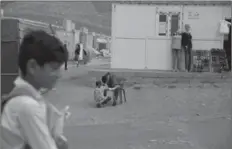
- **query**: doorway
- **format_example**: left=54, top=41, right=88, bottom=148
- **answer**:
left=223, top=18, right=231, bottom=70
left=146, top=6, right=182, bottom=70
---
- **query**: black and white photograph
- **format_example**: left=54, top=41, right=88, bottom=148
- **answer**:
left=1, top=1, right=232, bottom=149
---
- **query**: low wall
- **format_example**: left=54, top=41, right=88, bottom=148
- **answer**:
left=88, top=67, right=232, bottom=82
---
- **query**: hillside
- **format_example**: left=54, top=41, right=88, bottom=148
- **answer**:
left=2, top=1, right=112, bottom=35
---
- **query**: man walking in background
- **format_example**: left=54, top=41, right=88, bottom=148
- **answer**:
left=75, top=44, right=80, bottom=67
left=64, top=44, right=68, bottom=70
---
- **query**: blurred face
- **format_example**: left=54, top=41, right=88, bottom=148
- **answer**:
left=185, top=25, right=190, bottom=32
left=97, top=82, right=101, bottom=87
left=27, top=59, right=62, bottom=89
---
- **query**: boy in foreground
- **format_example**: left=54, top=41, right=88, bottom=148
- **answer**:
left=1, top=30, right=69, bottom=149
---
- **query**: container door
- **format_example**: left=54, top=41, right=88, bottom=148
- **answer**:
left=146, top=6, right=182, bottom=70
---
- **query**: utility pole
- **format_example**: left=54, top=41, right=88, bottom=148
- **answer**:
left=230, top=2, right=232, bottom=73
left=49, top=24, right=56, bottom=36
left=231, top=3, right=232, bottom=73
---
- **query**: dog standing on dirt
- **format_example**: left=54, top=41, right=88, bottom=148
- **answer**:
left=101, top=72, right=126, bottom=106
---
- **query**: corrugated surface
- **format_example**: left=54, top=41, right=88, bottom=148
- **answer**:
left=1, top=17, right=58, bottom=94
left=1, top=42, right=19, bottom=73
left=115, top=0, right=231, bottom=5
left=1, top=18, right=19, bottom=41
left=1, top=18, right=19, bottom=94
left=1, top=18, right=19, bottom=73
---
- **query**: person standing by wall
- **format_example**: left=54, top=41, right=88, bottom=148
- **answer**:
left=171, top=32, right=182, bottom=72
left=181, top=24, right=192, bottom=72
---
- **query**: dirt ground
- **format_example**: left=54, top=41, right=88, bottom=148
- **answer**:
left=45, top=62, right=232, bottom=149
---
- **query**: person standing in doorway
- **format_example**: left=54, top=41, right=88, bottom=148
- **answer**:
left=181, top=24, right=192, bottom=72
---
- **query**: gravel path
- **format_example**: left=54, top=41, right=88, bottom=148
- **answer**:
left=45, top=59, right=232, bottom=149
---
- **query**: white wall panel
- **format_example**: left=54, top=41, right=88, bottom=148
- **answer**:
left=111, top=38, right=146, bottom=69
left=114, top=4, right=156, bottom=38
left=146, top=39, right=172, bottom=70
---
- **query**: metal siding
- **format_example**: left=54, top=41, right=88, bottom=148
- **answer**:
left=183, top=6, right=223, bottom=40
left=1, top=42, right=19, bottom=73
left=1, top=75, right=18, bottom=95
left=111, top=38, right=146, bottom=69
left=1, top=18, right=55, bottom=95
left=1, top=18, right=19, bottom=42
left=1, top=19, right=19, bottom=95
left=183, top=5, right=225, bottom=50
left=114, top=5, right=155, bottom=38
left=146, top=39, right=172, bottom=70
left=114, top=1, right=230, bottom=6
left=111, top=4, right=149, bottom=69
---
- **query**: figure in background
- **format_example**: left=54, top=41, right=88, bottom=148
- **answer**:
left=181, top=24, right=192, bottom=72
left=171, top=32, right=182, bottom=72
left=75, top=44, right=80, bottom=67
left=64, top=44, right=68, bottom=70
left=223, top=20, right=231, bottom=71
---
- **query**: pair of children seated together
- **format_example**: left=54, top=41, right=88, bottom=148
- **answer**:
left=94, top=80, right=120, bottom=108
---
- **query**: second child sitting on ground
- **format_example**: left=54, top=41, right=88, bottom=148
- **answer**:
left=94, top=81, right=119, bottom=108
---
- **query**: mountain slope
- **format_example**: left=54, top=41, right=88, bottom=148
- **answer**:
left=2, top=1, right=112, bottom=35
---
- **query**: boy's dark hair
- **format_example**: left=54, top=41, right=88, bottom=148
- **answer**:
left=101, top=75, right=107, bottom=84
left=18, top=30, right=68, bottom=76
left=96, top=80, right=102, bottom=87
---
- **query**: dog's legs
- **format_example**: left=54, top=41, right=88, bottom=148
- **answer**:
left=112, top=90, right=118, bottom=106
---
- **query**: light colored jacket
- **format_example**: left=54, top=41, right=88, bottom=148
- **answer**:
left=1, top=77, right=68, bottom=149
left=94, top=86, right=106, bottom=103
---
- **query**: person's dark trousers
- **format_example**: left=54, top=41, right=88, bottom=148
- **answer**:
left=225, top=50, right=231, bottom=70
left=97, top=97, right=112, bottom=108
left=172, top=49, right=181, bottom=71
left=183, top=46, right=192, bottom=72
left=75, top=55, right=79, bottom=67
left=101, top=96, right=111, bottom=105
left=64, top=60, right=68, bottom=70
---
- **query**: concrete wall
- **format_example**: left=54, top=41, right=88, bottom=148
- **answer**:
left=79, top=27, right=88, bottom=49
left=87, top=33, right=93, bottom=48
left=56, top=30, right=75, bottom=60
left=74, top=30, right=80, bottom=46
left=93, top=34, right=99, bottom=49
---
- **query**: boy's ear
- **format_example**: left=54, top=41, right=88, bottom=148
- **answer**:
left=27, top=59, right=39, bottom=75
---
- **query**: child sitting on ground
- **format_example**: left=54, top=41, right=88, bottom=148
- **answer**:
left=94, top=81, right=119, bottom=108
left=94, top=81, right=111, bottom=108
